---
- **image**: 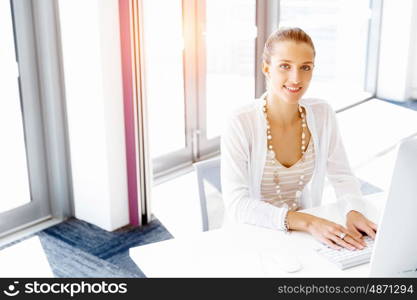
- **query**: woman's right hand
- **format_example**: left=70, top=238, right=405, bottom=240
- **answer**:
left=286, top=211, right=366, bottom=250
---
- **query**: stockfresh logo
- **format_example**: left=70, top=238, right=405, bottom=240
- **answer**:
left=3, top=281, right=20, bottom=297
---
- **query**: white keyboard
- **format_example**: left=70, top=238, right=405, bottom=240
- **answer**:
left=315, top=236, right=374, bottom=270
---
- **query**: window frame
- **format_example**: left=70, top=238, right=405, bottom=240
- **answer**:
left=0, top=0, right=72, bottom=237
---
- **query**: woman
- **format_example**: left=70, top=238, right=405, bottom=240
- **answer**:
left=220, top=27, right=377, bottom=250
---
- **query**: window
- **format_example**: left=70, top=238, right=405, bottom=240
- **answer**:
left=142, top=0, right=257, bottom=179
left=0, top=0, right=31, bottom=213
left=205, top=0, right=257, bottom=140
left=279, top=0, right=377, bottom=110
left=143, top=0, right=380, bottom=178
left=142, top=0, right=186, bottom=159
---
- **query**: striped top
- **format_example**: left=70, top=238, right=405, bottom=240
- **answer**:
left=261, top=139, right=315, bottom=211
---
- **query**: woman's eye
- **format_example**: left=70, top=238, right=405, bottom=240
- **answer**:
left=302, top=65, right=311, bottom=71
left=279, top=64, right=290, bottom=70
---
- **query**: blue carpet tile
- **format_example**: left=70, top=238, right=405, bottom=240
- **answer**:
left=37, top=232, right=142, bottom=277
left=42, top=217, right=173, bottom=260
left=40, top=216, right=173, bottom=277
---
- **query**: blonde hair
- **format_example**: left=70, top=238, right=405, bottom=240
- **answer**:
left=262, top=27, right=315, bottom=65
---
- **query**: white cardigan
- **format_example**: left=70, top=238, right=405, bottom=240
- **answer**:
left=220, top=95, right=366, bottom=231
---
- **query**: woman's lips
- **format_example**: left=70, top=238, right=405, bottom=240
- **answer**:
left=284, top=85, right=302, bottom=93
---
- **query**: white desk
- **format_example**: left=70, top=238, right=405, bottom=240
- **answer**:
left=0, top=236, right=54, bottom=277
left=130, top=193, right=386, bottom=277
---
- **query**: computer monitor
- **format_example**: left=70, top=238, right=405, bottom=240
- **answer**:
left=369, top=135, right=417, bottom=277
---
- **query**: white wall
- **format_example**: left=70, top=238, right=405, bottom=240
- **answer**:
left=377, top=0, right=417, bottom=101
left=59, top=0, right=129, bottom=231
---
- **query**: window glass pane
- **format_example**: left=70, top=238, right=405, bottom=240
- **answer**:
left=280, top=0, right=372, bottom=110
left=0, top=1, right=31, bottom=212
left=205, top=0, right=256, bottom=139
left=142, top=0, right=186, bottom=158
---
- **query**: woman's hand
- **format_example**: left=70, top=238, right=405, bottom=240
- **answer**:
left=346, top=210, right=378, bottom=240
left=287, top=211, right=366, bottom=250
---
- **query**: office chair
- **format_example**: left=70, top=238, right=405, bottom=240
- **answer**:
left=193, top=157, right=223, bottom=231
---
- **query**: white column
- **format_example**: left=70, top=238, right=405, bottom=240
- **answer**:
left=58, top=0, right=129, bottom=231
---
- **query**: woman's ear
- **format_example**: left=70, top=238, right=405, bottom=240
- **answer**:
left=262, top=61, right=270, bottom=77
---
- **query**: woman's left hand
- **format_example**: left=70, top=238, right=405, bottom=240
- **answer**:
left=346, top=210, right=378, bottom=240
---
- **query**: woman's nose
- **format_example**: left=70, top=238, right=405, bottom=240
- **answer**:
left=289, top=70, right=302, bottom=84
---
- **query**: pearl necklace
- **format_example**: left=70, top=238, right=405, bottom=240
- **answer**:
left=263, top=96, right=307, bottom=210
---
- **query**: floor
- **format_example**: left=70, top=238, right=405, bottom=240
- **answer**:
left=152, top=98, right=417, bottom=238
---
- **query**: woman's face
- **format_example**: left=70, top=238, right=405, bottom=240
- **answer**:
left=263, top=41, right=315, bottom=104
